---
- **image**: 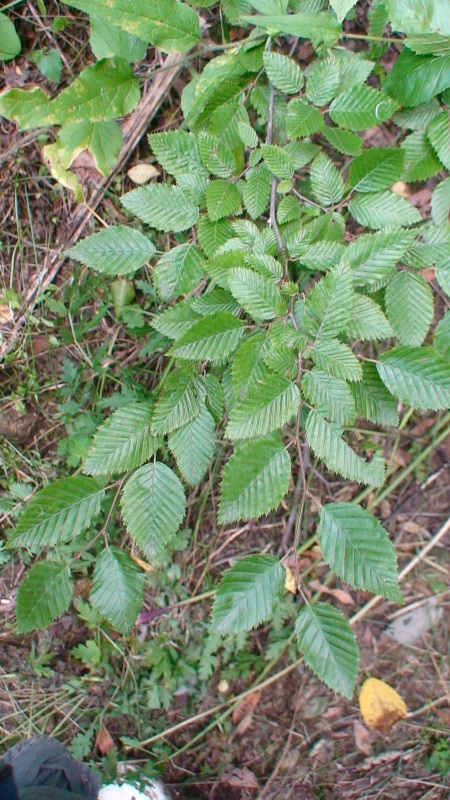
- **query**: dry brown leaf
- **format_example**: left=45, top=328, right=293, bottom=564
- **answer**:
left=222, top=766, right=259, bottom=790
left=97, top=725, right=115, bottom=755
left=309, top=580, right=355, bottom=606
left=235, top=712, right=254, bottom=737
left=353, top=720, right=373, bottom=756
left=359, top=678, right=407, bottom=733
left=232, top=690, right=261, bottom=724
left=127, top=163, right=160, bottom=184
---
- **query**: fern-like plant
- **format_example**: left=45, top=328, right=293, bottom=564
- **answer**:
left=5, top=0, right=450, bottom=698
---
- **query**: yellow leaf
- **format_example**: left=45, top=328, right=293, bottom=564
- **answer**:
left=359, top=678, right=407, bottom=733
left=284, top=566, right=297, bottom=594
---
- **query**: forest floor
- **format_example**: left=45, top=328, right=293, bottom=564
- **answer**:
left=1, top=3, right=449, bottom=799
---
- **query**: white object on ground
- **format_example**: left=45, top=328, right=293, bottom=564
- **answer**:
left=99, top=780, right=170, bottom=800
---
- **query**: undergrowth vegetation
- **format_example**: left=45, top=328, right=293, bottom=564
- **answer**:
left=1, top=0, right=450, bottom=704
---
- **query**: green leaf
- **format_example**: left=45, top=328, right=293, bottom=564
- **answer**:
left=427, top=111, right=450, bottom=169
left=431, top=177, right=450, bottom=226
left=151, top=373, right=200, bottom=435
left=242, top=12, right=341, bottom=47
left=41, top=141, right=83, bottom=202
left=346, top=294, right=394, bottom=340
left=91, top=547, right=145, bottom=634
left=169, top=406, right=216, bottom=486
left=305, top=409, right=385, bottom=485
left=295, top=602, right=359, bottom=698
left=404, top=225, right=450, bottom=271
left=198, top=216, right=234, bottom=257
left=310, top=152, right=344, bottom=206
left=434, top=310, right=450, bottom=360
left=401, top=130, right=442, bottom=182
left=0, top=12, right=21, bottom=60
left=83, top=403, right=159, bottom=476
left=153, top=243, right=205, bottom=301
left=330, top=0, right=357, bottom=22
left=219, top=433, right=291, bottom=523
left=305, top=54, right=341, bottom=106
left=0, top=87, right=51, bottom=131
left=44, top=58, right=140, bottom=124
left=16, top=562, right=73, bottom=634
left=377, top=346, right=450, bottom=410
left=384, top=0, right=450, bottom=36
left=151, top=300, right=201, bottom=340
left=169, top=311, right=244, bottom=362
left=206, top=251, right=246, bottom=290
left=329, top=85, right=398, bottom=131
left=228, top=268, right=287, bottom=321
left=385, top=270, right=434, bottom=346
left=347, top=228, right=418, bottom=289
left=312, top=338, right=362, bottom=381
left=149, top=130, right=202, bottom=177
left=206, top=180, right=241, bottom=221
left=211, top=554, right=285, bottom=634
left=286, top=98, right=324, bottom=138
left=8, top=477, right=105, bottom=552
left=304, top=261, right=353, bottom=341
left=66, top=226, right=155, bottom=276
left=198, top=132, right=236, bottom=178
left=29, top=48, right=63, bottom=82
left=57, top=120, right=123, bottom=177
left=261, top=144, right=294, bottom=179
left=332, top=49, right=375, bottom=93
left=226, top=372, right=300, bottom=440
left=349, top=148, right=405, bottom=193
left=323, top=126, right=363, bottom=156
left=232, top=332, right=269, bottom=399
left=121, top=462, right=186, bottom=560
left=192, top=288, right=239, bottom=316
left=204, top=374, right=224, bottom=422
left=121, top=185, right=199, bottom=232
left=262, top=50, right=303, bottom=94
left=383, top=50, right=450, bottom=107
left=298, top=240, right=345, bottom=271
left=89, top=16, right=147, bottom=62
left=394, top=99, right=441, bottom=130
left=238, top=121, right=259, bottom=148
left=65, top=0, right=200, bottom=53
left=301, top=369, right=356, bottom=425
left=349, top=191, right=421, bottom=229
left=351, top=362, right=399, bottom=426
left=318, top=503, right=402, bottom=601
left=242, top=165, right=272, bottom=219
left=405, top=33, right=450, bottom=57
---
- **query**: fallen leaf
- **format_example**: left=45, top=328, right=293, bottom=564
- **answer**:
left=130, top=553, right=155, bottom=572
left=97, top=725, right=115, bottom=755
left=359, top=678, right=407, bottom=733
left=232, top=691, right=261, bottom=725
left=391, top=181, right=410, bottom=198
left=353, top=720, right=373, bottom=756
left=302, top=695, right=329, bottom=719
left=284, top=566, right=297, bottom=594
left=222, top=766, right=259, bottom=790
left=385, top=597, right=443, bottom=646
left=127, top=163, right=160, bottom=184
left=236, top=712, right=254, bottom=737
left=309, top=580, right=355, bottom=606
